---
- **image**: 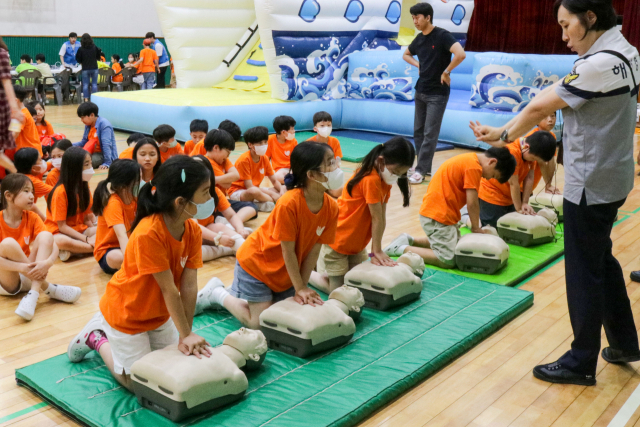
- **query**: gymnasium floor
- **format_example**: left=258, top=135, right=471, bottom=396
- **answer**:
left=1, top=104, right=640, bottom=427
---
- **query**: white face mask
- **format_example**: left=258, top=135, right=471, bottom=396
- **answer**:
left=284, top=130, right=295, bottom=141
left=51, top=158, right=62, bottom=170
left=164, top=140, right=177, bottom=149
left=82, top=168, right=95, bottom=181
left=317, top=126, right=332, bottom=138
left=254, top=144, right=268, bottom=156
left=33, top=159, right=47, bottom=174
left=316, top=168, right=344, bottom=190
left=380, top=166, right=399, bottom=185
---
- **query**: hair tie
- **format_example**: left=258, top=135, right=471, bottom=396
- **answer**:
left=284, top=173, right=296, bottom=187
left=181, top=169, right=186, bottom=183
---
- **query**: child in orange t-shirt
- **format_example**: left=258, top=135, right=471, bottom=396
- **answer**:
left=190, top=119, right=242, bottom=157
left=195, top=142, right=340, bottom=329
left=266, top=115, right=297, bottom=185
left=45, top=147, right=97, bottom=262
left=0, top=174, right=81, bottom=321
left=192, top=155, right=251, bottom=262
left=133, top=39, right=158, bottom=90
left=184, top=119, right=208, bottom=156
left=311, top=137, right=414, bottom=293
left=118, top=132, right=146, bottom=160
left=385, top=149, right=516, bottom=269
left=478, top=131, right=557, bottom=227
left=67, top=156, right=211, bottom=389
left=12, top=85, right=42, bottom=157
left=14, top=148, right=52, bottom=221
left=93, top=160, right=139, bottom=274
left=153, top=124, right=184, bottom=162
left=308, top=111, right=344, bottom=198
left=29, top=101, right=54, bottom=140
left=228, top=126, right=284, bottom=210
left=133, top=138, right=161, bottom=185
left=46, top=139, right=72, bottom=187
left=526, top=112, right=561, bottom=195
left=111, top=55, right=123, bottom=83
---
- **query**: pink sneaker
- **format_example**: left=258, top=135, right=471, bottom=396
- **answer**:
left=67, top=313, right=107, bottom=362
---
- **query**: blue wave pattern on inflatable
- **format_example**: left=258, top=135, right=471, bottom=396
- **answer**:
left=347, top=50, right=418, bottom=101
left=273, top=30, right=400, bottom=101
left=469, top=53, right=577, bottom=112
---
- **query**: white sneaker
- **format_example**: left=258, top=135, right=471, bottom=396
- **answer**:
left=255, top=201, right=275, bottom=212
left=45, top=283, right=81, bottom=303
left=214, top=216, right=230, bottom=226
left=59, top=250, right=71, bottom=262
left=409, top=172, right=424, bottom=185
left=195, top=278, right=226, bottom=315
left=67, top=313, right=105, bottom=362
left=15, top=291, right=39, bottom=321
left=383, top=233, right=415, bottom=257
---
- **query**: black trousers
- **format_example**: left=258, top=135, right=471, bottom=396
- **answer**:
left=155, top=65, right=168, bottom=89
left=558, top=192, right=638, bottom=375
left=479, top=198, right=516, bottom=228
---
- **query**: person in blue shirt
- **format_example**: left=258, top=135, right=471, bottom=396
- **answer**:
left=59, top=32, right=80, bottom=67
left=73, top=102, right=117, bottom=169
left=145, top=32, right=169, bottom=89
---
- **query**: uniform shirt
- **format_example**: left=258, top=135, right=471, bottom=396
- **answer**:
left=0, top=211, right=45, bottom=257
left=265, top=134, right=297, bottom=171
left=207, top=156, right=234, bottom=195
left=420, top=153, right=483, bottom=225
left=112, top=63, right=123, bottom=83
left=119, top=146, right=134, bottom=159
left=45, top=185, right=93, bottom=234
left=189, top=141, right=206, bottom=156
left=307, top=135, right=343, bottom=159
left=330, top=169, right=391, bottom=255
left=36, top=122, right=54, bottom=139
left=25, top=174, right=53, bottom=203
left=228, top=151, right=275, bottom=195
left=555, top=28, right=639, bottom=205
left=184, top=140, right=196, bottom=156
left=407, top=27, right=457, bottom=96
left=100, top=214, right=203, bottom=334
left=16, top=108, right=42, bottom=155
left=138, top=47, right=158, bottom=73
left=45, top=168, right=60, bottom=187
left=94, top=194, right=137, bottom=262
left=479, top=141, right=532, bottom=206
left=159, top=144, right=184, bottom=163
left=236, top=189, right=338, bottom=292
left=59, top=41, right=80, bottom=65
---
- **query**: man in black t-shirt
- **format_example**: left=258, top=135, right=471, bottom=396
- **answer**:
left=403, top=2, right=467, bottom=184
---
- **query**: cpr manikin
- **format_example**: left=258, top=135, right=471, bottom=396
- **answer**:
left=464, top=217, right=499, bottom=236
left=497, top=208, right=558, bottom=247
left=259, top=285, right=365, bottom=358
left=455, top=233, right=510, bottom=275
left=344, top=252, right=424, bottom=311
left=130, top=328, right=268, bottom=422
left=529, top=192, right=563, bottom=221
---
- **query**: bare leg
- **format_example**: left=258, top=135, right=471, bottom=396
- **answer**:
left=262, top=187, right=282, bottom=202
left=105, top=249, right=124, bottom=270
left=274, top=168, right=289, bottom=184
left=0, top=238, right=28, bottom=294
left=404, top=237, right=453, bottom=269
left=28, top=232, right=55, bottom=293
left=222, top=295, right=271, bottom=330
left=240, top=187, right=273, bottom=203
left=309, top=271, right=330, bottom=293
left=206, top=223, right=240, bottom=238
left=54, top=234, right=93, bottom=254
left=97, top=343, right=133, bottom=392
left=236, top=207, right=258, bottom=223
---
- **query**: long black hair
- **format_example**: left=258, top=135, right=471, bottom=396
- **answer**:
left=133, top=137, right=162, bottom=177
left=28, top=100, right=48, bottom=127
left=284, top=141, right=334, bottom=190
left=131, top=156, right=211, bottom=231
left=47, top=147, right=91, bottom=218
left=14, top=147, right=40, bottom=175
left=92, top=159, right=140, bottom=217
left=193, top=155, right=219, bottom=211
left=80, top=33, right=94, bottom=49
left=347, top=136, right=414, bottom=207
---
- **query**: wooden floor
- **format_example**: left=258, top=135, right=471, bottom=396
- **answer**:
left=1, top=104, right=640, bottom=427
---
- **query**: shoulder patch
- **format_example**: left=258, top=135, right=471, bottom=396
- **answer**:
left=564, top=73, right=579, bottom=85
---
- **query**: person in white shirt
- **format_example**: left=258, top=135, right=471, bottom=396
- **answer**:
left=145, top=32, right=170, bottom=89
left=59, top=32, right=80, bottom=67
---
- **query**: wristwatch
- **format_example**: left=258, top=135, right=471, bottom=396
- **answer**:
left=443, top=70, right=451, bottom=75
left=500, top=129, right=510, bottom=143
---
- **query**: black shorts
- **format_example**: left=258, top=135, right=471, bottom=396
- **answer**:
left=98, top=247, right=119, bottom=275
left=229, top=200, right=258, bottom=220
left=479, top=198, right=515, bottom=228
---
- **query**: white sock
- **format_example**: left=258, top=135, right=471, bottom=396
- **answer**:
left=210, top=286, right=229, bottom=307
left=231, top=236, right=245, bottom=252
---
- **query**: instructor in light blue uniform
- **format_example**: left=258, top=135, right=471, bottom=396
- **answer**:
left=145, top=32, right=169, bottom=89
left=59, top=32, right=80, bottom=67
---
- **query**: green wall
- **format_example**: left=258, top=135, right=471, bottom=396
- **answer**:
left=4, top=36, right=171, bottom=85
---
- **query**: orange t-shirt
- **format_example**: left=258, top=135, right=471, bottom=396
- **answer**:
left=94, top=194, right=137, bottom=262
left=87, top=126, right=101, bottom=153
left=184, top=140, right=196, bottom=156
left=112, top=63, right=123, bottom=83
left=478, top=141, right=532, bottom=207
left=206, top=156, right=234, bottom=195
left=119, top=146, right=134, bottom=159
left=45, top=168, right=60, bottom=187
left=524, top=127, right=556, bottom=191
left=420, top=153, right=483, bottom=226
left=307, top=135, right=343, bottom=159
left=265, top=134, right=297, bottom=171
left=330, top=169, right=391, bottom=255
left=44, top=185, right=93, bottom=234
left=237, top=189, right=338, bottom=292
left=0, top=211, right=45, bottom=257
left=197, top=188, right=231, bottom=226
left=189, top=141, right=207, bottom=157
left=36, top=122, right=54, bottom=139
left=26, top=174, right=53, bottom=203
left=138, top=48, right=158, bottom=74
left=159, top=144, right=184, bottom=163
left=99, top=213, right=203, bottom=334
left=16, top=108, right=42, bottom=156
left=228, top=151, right=275, bottom=195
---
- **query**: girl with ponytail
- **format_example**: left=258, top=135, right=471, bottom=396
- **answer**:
left=195, top=142, right=341, bottom=329
left=68, top=156, right=213, bottom=391
left=311, top=136, right=414, bottom=292
left=92, top=159, right=140, bottom=274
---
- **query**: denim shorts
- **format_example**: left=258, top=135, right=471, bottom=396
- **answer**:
left=98, top=247, right=119, bottom=275
left=229, top=261, right=295, bottom=303
left=229, top=200, right=258, bottom=220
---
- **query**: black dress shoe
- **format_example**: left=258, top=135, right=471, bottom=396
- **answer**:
left=630, top=271, right=640, bottom=283
left=533, top=361, right=596, bottom=386
left=602, top=347, right=640, bottom=364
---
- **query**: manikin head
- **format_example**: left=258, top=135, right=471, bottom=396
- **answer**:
left=329, top=285, right=365, bottom=313
left=223, top=328, right=268, bottom=362
left=536, top=207, right=559, bottom=226
left=397, top=252, right=425, bottom=277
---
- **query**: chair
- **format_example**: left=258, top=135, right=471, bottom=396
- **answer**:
left=40, top=76, right=64, bottom=105
left=16, top=69, right=42, bottom=102
left=58, top=69, right=82, bottom=104
left=119, top=67, right=140, bottom=92
left=97, top=68, right=114, bottom=92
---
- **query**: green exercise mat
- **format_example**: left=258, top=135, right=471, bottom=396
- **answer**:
left=15, top=271, right=532, bottom=427
left=427, top=225, right=565, bottom=287
left=296, top=131, right=379, bottom=163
